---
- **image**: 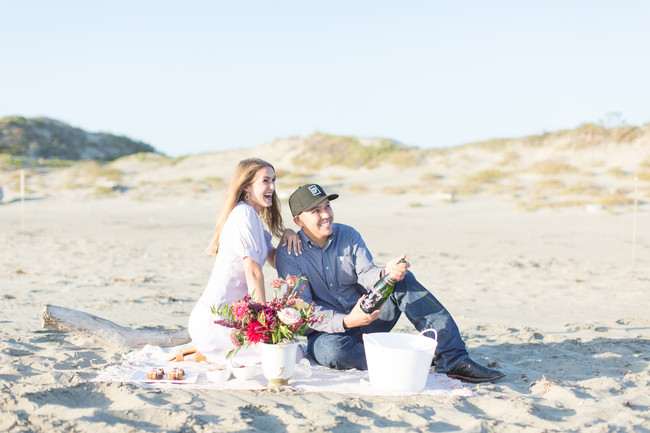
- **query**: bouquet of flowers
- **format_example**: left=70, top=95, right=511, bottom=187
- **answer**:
left=212, top=275, right=321, bottom=358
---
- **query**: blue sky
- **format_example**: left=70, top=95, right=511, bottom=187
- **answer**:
left=1, top=1, right=649, bottom=157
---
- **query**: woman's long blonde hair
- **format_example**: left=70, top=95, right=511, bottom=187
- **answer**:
left=207, top=158, right=284, bottom=255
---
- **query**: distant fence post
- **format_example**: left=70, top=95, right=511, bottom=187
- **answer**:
left=632, top=177, right=638, bottom=270
left=20, top=169, right=25, bottom=232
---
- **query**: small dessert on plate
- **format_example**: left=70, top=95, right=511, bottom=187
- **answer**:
left=146, top=367, right=165, bottom=380
left=167, top=367, right=185, bottom=380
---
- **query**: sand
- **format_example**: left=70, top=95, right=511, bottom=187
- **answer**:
left=1, top=139, right=649, bottom=432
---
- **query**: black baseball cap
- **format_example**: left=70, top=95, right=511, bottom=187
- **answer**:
left=288, top=184, right=339, bottom=217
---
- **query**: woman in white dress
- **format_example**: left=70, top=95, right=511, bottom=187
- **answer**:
left=186, top=158, right=301, bottom=365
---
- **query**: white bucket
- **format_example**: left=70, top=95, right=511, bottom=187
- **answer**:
left=363, top=329, right=438, bottom=393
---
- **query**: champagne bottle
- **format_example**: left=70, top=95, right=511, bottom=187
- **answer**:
left=360, top=258, right=407, bottom=314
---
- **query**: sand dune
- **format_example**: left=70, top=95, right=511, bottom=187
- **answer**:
left=1, top=131, right=649, bottom=431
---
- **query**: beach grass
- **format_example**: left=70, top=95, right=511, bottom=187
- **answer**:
left=113, top=152, right=170, bottom=164
left=635, top=171, right=650, bottom=181
left=527, top=160, right=577, bottom=175
left=420, top=172, right=444, bottom=181
left=381, top=186, right=407, bottom=195
left=291, top=133, right=417, bottom=170
left=347, top=184, right=369, bottom=193
left=607, top=167, right=629, bottom=179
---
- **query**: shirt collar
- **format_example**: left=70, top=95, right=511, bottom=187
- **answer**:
left=299, top=225, right=336, bottom=250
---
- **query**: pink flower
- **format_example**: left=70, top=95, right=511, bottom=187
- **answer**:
left=285, top=276, right=298, bottom=288
left=270, top=278, right=285, bottom=289
left=230, top=300, right=249, bottom=321
left=278, top=308, right=301, bottom=325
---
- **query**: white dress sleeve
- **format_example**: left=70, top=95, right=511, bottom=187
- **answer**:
left=230, top=204, right=268, bottom=265
left=264, top=230, right=274, bottom=253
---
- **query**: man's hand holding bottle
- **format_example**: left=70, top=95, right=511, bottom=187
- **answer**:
left=343, top=254, right=410, bottom=328
left=343, top=296, right=382, bottom=328
left=384, top=254, right=410, bottom=281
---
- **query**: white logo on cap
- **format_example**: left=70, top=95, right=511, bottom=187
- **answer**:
left=308, top=185, right=321, bottom=196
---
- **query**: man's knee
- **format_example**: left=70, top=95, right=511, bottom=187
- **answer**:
left=309, top=333, right=367, bottom=370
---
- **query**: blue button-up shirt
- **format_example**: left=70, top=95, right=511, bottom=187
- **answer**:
left=276, top=223, right=383, bottom=333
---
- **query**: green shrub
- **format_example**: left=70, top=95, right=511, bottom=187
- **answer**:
left=1, top=116, right=156, bottom=160
left=0, top=115, right=27, bottom=126
left=0, top=153, right=24, bottom=168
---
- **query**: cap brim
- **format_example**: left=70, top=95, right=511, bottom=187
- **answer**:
left=293, top=193, right=339, bottom=216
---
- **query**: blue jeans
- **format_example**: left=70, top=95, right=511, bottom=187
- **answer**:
left=306, top=271, right=469, bottom=372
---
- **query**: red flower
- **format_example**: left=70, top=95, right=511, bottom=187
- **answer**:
left=245, top=319, right=268, bottom=343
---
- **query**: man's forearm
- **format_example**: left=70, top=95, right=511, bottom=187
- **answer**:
left=310, top=308, right=346, bottom=333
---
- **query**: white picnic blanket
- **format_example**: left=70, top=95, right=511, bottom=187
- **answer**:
left=93, top=345, right=474, bottom=397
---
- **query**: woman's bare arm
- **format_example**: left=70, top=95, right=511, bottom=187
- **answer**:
left=243, top=257, right=266, bottom=303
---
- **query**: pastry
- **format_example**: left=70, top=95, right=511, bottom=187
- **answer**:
left=146, top=367, right=165, bottom=380
left=167, top=367, right=185, bottom=380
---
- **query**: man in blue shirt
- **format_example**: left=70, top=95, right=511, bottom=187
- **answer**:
left=276, top=184, right=505, bottom=383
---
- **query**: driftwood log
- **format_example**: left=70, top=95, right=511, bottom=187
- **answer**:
left=41, top=304, right=190, bottom=349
